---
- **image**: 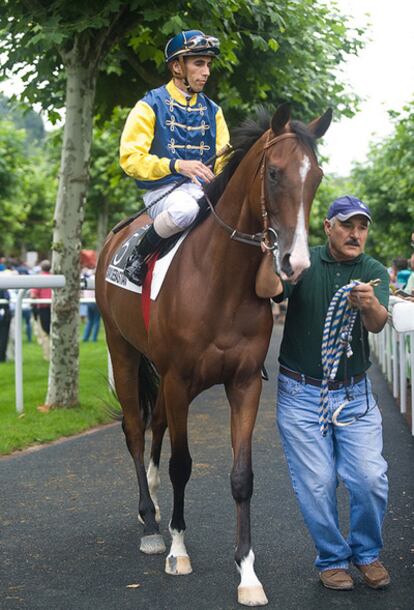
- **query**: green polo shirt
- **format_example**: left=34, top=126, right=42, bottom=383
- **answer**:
left=276, top=244, right=389, bottom=379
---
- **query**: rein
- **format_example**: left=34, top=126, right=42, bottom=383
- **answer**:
left=203, top=132, right=298, bottom=259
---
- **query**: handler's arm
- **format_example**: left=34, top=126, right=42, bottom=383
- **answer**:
left=348, top=283, right=388, bottom=333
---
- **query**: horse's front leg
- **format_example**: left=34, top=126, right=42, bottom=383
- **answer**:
left=163, top=373, right=193, bottom=575
left=226, top=375, right=268, bottom=607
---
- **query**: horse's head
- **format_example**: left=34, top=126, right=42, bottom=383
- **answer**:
left=261, top=104, right=332, bottom=282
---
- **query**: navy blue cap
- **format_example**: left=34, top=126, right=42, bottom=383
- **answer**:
left=327, top=195, right=372, bottom=222
left=164, top=31, right=220, bottom=63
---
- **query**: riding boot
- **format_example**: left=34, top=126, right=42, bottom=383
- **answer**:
left=124, top=225, right=164, bottom=286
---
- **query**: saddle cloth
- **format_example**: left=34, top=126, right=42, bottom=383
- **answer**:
left=105, top=225, right=188, bottom=299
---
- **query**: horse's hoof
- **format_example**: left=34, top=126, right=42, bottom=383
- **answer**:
left=140, top=534, right=166, bottom=555
left=237, top=585, right=268, bottom=606
left=165, top=555, right=192, bottom=575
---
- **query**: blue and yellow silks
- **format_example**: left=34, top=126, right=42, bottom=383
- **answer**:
left=120, top=80, right=230, bottom=190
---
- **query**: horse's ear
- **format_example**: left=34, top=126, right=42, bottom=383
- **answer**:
left=271, top=103, right=291, bottom=135
left=307, top=108, right=333, bottom=139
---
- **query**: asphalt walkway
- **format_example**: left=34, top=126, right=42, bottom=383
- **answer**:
left=1, top=326, right=413, bottom=610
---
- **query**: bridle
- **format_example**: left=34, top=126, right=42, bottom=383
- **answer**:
left=203, top=132, right=300, bottom=263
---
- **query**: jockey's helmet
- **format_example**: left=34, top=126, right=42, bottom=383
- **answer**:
left=164, top=30, right=220, bottom=63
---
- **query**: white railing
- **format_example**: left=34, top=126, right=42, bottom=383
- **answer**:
left=0, top=275, right=66, bottom=414
left=369, top=296, right=414, bottom=436
left=0, top=274, right=107, bottom=415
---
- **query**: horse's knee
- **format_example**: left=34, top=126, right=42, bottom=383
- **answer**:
left=231, top=464, right=253, bottom=503
left=122, top=417, right=145, bottom=458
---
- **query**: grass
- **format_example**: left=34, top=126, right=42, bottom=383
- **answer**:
left=0, top=324, right=119, bottom=455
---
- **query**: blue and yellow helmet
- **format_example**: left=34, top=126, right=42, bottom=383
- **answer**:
left=164, top=30, right=220, bottom=63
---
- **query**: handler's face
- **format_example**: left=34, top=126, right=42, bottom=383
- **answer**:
left=324, top=215, right=369, bottom=261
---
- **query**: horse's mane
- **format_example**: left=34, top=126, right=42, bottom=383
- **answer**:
left=204, top=107, right=318, bottom=207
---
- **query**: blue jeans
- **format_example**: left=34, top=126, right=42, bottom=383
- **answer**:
left=276, top=373, right=388, bottom=571
left=82, top=303, right=101, bottom=342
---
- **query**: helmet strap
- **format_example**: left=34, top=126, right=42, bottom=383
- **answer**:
left=173, top=56, right=195, bottom=94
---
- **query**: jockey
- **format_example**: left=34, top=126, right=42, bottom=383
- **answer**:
left=120, top=30, right=230, bottom=285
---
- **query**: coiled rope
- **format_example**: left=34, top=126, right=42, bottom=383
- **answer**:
left=319, top=281, right=361, bottom=436
left=319, top=278, right=381, bottom=436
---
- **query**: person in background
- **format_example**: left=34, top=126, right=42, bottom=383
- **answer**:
left=31, top=260, right=52, bottom=360
left=389, top=256, right=411, bottom=290
left=0, top=288, right=11, bottom=362
left=81, top=268, right=100, bottom=342
left=404, top=252, right=414, bottom=297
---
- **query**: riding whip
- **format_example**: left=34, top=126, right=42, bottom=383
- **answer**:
left=112, top=144, right=233, bottom=234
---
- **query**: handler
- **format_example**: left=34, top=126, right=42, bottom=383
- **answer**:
left=119, top=29, right=230, bottom=285
left=257, top=195, right=390, bottom=591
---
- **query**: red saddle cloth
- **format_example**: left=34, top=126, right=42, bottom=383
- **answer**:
left=141, top=253, right=160, bottom=331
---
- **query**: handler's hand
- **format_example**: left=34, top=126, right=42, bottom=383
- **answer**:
left=348, top=282, right=376, bottom=312
left=176, top=160, right=215, bottom=184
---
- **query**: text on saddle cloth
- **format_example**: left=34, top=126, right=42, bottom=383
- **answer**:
left=105, top=225, right=188, bottom=299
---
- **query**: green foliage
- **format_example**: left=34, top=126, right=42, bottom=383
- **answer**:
left=0, top=93, right=45, bottom=143
left=82, top=108, right=140, bottom=247
left=1, top=1, right=364, bottom=127
left=350, top=99, right=414, bottom=265
left=0, top=117, right=56, bottom=256
left=309, top=173, right=357, bottom=247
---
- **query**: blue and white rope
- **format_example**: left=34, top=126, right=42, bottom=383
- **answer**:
left=319, top=281, right=360, bottom=436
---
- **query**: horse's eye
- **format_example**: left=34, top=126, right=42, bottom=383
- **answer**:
left=268, top=166, right=279, bottom=183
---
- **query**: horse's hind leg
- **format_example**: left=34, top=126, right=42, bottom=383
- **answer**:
left=139, top=385, right=167, bottom=524
left=106, top=327, right=166, bottom=555
left=163, top=374, right=193, bottom=576
left=226, top=375, right=268, bottom=607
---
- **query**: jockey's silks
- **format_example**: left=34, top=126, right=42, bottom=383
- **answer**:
left=120, top=80, right=229, bottom=189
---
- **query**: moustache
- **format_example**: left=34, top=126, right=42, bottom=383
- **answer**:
left=345, top=239, right=360, bottom=246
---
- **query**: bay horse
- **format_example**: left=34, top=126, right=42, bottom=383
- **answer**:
left=95, top=104, right=332, bottom=606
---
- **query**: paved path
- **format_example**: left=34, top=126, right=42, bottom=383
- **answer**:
left=1, top=326, right=413, bottom=610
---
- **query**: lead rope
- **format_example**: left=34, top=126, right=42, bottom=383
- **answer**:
left=319, top=278, right=381, bottom=436
left=319, top=281, right=359, bottom=436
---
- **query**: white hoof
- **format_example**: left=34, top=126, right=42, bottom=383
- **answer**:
left=140, top=534, right=166, bottom=555
left=238, top=585, right=268, bottom=606
left=165, top=555, right=192, bottom=575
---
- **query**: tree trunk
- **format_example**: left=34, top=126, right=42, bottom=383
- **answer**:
left=45, top=55, right=96, bottom=407
left=96, top=195, right=109, bottom=252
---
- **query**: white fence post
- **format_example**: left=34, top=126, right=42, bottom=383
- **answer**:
left=0, top=275, right=66, bottom=414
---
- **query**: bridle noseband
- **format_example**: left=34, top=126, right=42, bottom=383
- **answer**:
left=203, top=132, right=299, bottom=258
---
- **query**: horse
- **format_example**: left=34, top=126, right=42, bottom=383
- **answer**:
left=95, top=104, right=332, bottom=606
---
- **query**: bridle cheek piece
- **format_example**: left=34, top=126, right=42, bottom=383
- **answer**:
left=204, top=132, right=298, bottom=257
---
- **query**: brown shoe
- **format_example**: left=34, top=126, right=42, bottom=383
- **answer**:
left=356, top=560, right=390, bottom=589
left=320, top=569, right=354, bottom=590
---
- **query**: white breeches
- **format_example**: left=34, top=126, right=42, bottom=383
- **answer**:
left=143, top=182, right=203, bottom=234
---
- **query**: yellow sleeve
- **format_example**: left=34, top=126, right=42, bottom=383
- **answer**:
left=119, top=100, right=172, bottom=181
left=214, top=107, right=230, bottom=175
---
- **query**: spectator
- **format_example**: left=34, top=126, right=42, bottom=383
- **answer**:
left=81, top=269, right=100, bottom=342
left=405, top=253, right=414, bottom=296
left=31, top=259, right=52, bottom=360
left=389, top=257, right=411, bottom=289
left=0, top=288, right=11, bottom=362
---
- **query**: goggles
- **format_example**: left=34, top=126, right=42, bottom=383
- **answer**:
left=184, top=34, right=220, bottom=51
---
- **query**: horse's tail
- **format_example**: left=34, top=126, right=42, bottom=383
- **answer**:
left=139, top=355, right=160, bottom=429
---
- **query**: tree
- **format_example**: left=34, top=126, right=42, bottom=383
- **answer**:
left=350, top=99, right=414, bottom=264
left=0, top=0, right=366, bottom=407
